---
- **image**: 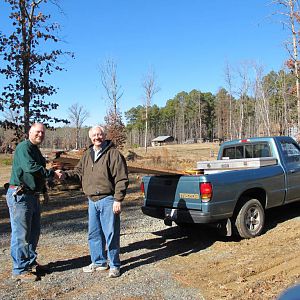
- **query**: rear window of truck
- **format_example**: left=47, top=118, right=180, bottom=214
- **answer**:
left=222, top=143, right=271, bottom=159
left=280, top=141, right=300, bottom=164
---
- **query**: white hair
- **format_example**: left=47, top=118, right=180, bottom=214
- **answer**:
left=88, top=125, right=106, bottom=138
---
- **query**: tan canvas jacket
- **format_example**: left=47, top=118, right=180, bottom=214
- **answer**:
left=66, top=140, right=129, bottom=202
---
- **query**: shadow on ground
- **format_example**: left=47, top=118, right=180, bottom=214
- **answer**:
left=120, top=225, right=223, bottom=272
left=48, top=255, right=91, bottom=273
left=46, top=225, right=220, bottom=274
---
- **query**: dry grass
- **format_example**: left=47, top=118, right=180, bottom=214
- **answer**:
left=123, top=142, right=220, bottom=171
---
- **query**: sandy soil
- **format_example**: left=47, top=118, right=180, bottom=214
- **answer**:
left=0, top=184, right=300, bottom=300
left=0, top=144, right=300, bottom=299
left=161, top=204, right=300, bottom=299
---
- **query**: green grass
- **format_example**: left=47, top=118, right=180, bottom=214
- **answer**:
left=0, top=154, right=13, bottom=166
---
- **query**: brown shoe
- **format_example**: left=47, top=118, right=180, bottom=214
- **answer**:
left=31, top=262, right=50, bottom=273
left=12, top=272, right=39, bottom=283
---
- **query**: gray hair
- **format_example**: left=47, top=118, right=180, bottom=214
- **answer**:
left=88, top=125, right=106, bottom=138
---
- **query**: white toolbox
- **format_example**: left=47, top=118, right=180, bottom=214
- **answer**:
left=196, top=157, right=277, bottom=171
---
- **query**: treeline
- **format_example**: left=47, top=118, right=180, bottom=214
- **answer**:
left=125, top=68, right=297, bottom=146
left=0, top=127, right=91, bottom=152
left=0, top=68, right=297, bottom=151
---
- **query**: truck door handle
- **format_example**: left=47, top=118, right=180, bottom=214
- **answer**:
left=289, top=169, right=296, bottom=174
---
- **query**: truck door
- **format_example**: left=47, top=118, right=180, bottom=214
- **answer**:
left=280, top=140, right=300, bottom=203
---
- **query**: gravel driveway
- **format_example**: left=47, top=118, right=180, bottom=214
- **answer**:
left=1, top=182, right=300, bottom=300
left=0, top=187, right=205, bottom=300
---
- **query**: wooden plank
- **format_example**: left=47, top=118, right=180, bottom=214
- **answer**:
left=50, top=156, right=185, bottom=175
left=50, top=157, right=79, bottom=170
left=127, top=165, right=185, bottom=175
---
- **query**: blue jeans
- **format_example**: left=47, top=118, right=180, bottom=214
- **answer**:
left=88, top=195, right=120, bottom=269
left=6, top=187, right=41, bottom=275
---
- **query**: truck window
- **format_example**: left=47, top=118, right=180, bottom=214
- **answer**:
left=236, top=145, right=243, bottom=158
left=223, top=146, right=243, bottom=159
left=245, top=145, right=253, bottom=158
left=222, top=147, right=235, bottom=159
left=280, top=142, right=300, bottom=164
left=222, top=142, right=271, bottom=159
left=253, top=144, right=271, bottom=158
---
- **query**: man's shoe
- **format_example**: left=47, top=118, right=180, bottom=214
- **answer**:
left=82, top=263, right=108, bottom=273
left=12, top=272, right=39, bottom=283
left=31, top=262, right=50, bottom=273
left=108, top=268, right=120, bottom=278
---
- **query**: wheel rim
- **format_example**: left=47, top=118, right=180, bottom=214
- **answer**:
left=245, top=205, right=261, bottom=232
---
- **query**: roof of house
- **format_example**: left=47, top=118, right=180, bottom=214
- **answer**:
left=152, top=135, right=173, bottom=142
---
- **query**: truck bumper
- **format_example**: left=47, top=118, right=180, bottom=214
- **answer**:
left=141, top=205, right=220, bottom=224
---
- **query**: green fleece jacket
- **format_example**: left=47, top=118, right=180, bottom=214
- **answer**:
left=9, top=139, right=54, bottom=192
left=66, top=140, right=129, bottom=202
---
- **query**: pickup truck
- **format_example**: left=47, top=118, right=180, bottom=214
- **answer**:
left=141, top=136, right=300, bottom=239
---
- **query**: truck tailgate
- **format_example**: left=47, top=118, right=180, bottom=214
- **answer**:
left=143, top=175, right=203, bottom=210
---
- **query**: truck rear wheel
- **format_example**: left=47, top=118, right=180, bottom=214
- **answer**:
left=235, top=198, right=265, bottom=239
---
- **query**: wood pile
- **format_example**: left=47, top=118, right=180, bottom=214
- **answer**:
left=46, top=151, right=186, bottom=191
left=49, top=152, right=186, bottom=176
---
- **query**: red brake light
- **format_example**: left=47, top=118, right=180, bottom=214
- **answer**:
left=140, top=182, right=145, bottom=195
left=240, top=139, right=249, bottom=143
left=200, top=182, right=212, bottom=202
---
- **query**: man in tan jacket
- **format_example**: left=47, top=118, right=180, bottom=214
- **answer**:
left=57, top=125, right=128, bottom=278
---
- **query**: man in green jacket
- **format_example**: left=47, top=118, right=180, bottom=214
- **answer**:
left=57, top=125, right=128, bottom=278
left=6, top=123, right=57, bottom=282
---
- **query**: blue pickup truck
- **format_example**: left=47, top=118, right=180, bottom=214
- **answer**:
left=141, top=136, right=300, bottom=239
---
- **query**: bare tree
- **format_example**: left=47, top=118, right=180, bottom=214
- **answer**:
left=101, top=58, right=123, bottom=116
left=224, top=62, right=235, bottom=140
left=179, top=95, right=185, bottom=143
left=142, top=67, right=160, bottom=152
left=100, top=58, right=126, bottom=149
left=68, top=103, right=89, bottom=149
left=236, top=62, right=252, bottom=138
left=196, top=93, right=203, bottom=141
left=253, top=64, right=271, bottom=136
left=273, top=0, right=300, bottom=131
left=279, top=68, right=292, bottom=134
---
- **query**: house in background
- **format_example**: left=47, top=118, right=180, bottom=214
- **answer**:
left=151, top=135, right=175, bottom=146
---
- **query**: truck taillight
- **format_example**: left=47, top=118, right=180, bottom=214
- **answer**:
left=200, top=182, right=212, bottom=202
left=140, top=182, right=145, bottom=195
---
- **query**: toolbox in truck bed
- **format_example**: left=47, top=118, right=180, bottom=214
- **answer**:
left=196, top=157, right=277, bottom=171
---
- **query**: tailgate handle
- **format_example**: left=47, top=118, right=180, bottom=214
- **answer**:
left=289, top=169, right=296, bottom=174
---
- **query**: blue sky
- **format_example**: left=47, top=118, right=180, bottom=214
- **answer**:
left=0, top=0, right=289, bottom=126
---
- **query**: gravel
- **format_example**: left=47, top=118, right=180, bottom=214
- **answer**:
left=0, top=191, right=205, bottom=300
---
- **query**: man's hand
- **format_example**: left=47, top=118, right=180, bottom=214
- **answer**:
left=113, top=201, right=121, bottom=214
left=42, top=191, right=50, bottom=205
left=55, top=169, right=65, bottom=181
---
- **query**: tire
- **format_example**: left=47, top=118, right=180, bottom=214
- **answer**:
left=234, top=198, right=265, bottom=239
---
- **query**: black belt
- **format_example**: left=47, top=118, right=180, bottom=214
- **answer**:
left=88, top=194, right=112, bottom=201
left=10, top=185, right=38, bottom=195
